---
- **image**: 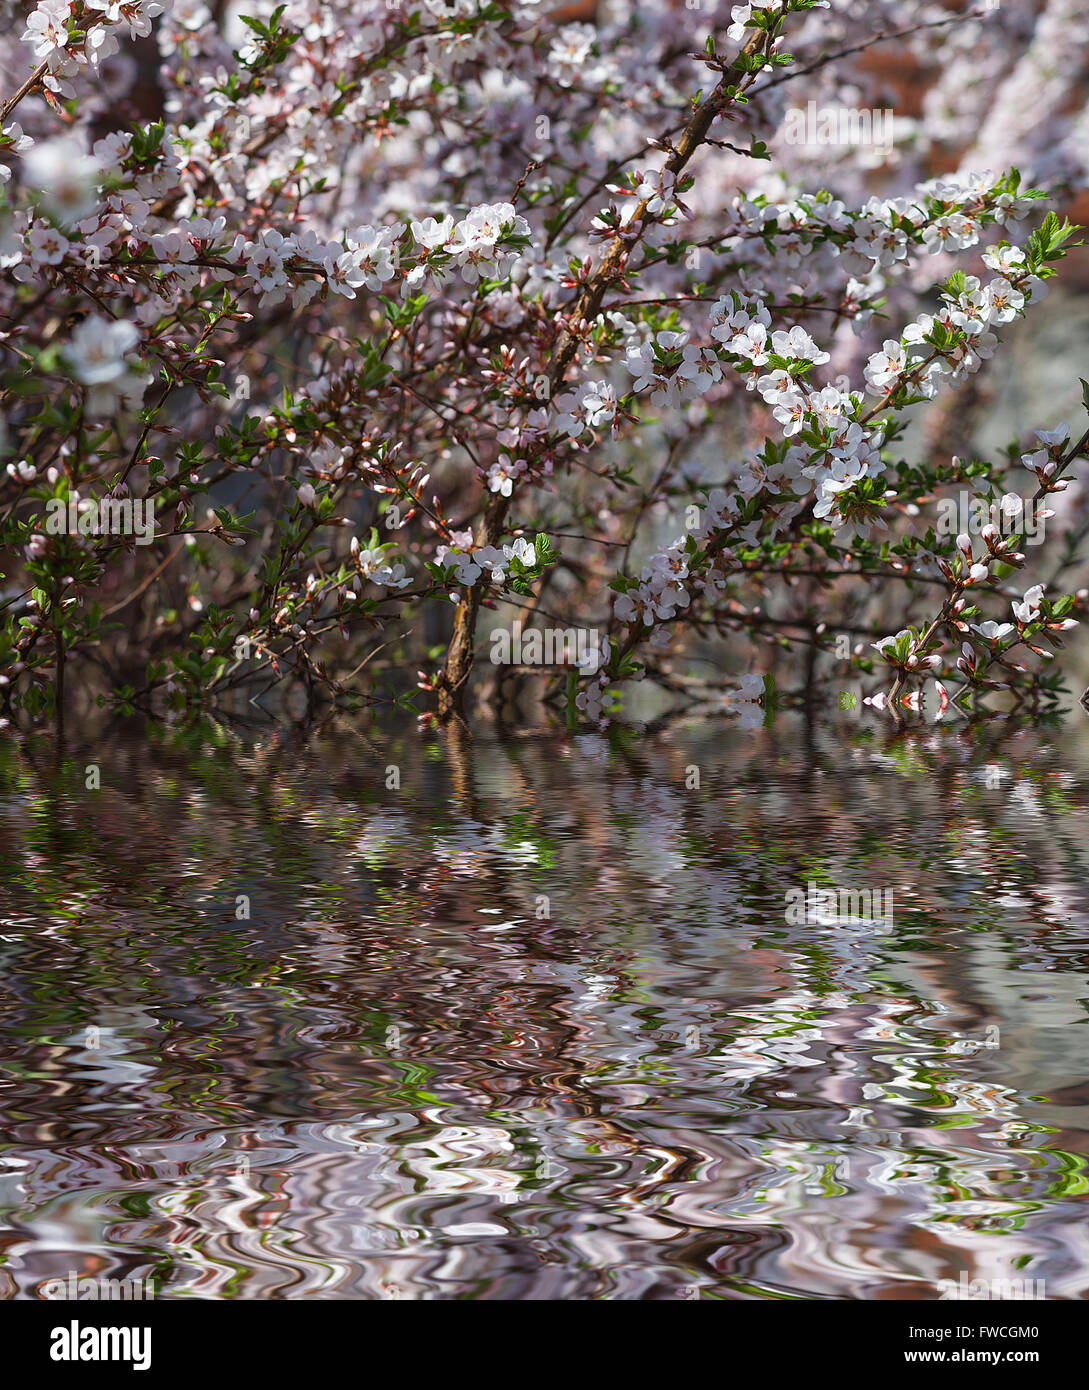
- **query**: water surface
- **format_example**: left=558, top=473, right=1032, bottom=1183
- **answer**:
left=2, top=712, right=1089, bottom=1300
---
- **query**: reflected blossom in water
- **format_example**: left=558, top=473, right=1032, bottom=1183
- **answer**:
left=1, top=712, right=1089, bottom=1300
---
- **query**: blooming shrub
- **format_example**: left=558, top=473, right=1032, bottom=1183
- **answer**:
left=1, top=0, right=1087, bottom=725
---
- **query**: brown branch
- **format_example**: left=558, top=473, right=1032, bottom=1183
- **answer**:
left=435, top=14, right=778, bottom=718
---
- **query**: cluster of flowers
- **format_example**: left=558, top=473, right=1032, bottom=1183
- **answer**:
left=22, top=0, right=165, bottom=96
left=0, top=0, right=1086, bottom=725
left=595, top=173, right=1081, bottom=713
left=436, top=536, right=537, bottom=592
left=11, top=128, right=530, bottom=307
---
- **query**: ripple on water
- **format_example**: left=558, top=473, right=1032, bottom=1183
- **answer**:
left=2, top=715, right=1089, bottom=1299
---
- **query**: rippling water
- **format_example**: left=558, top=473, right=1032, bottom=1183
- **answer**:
left=3, top=711, right=1089, bottom=1300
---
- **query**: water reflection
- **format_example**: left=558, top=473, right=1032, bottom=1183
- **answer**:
left=2, top=712, right=1089, bottom=1300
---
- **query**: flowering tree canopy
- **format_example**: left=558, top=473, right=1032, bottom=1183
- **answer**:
left=1, top=0, right=1087, bottom=726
